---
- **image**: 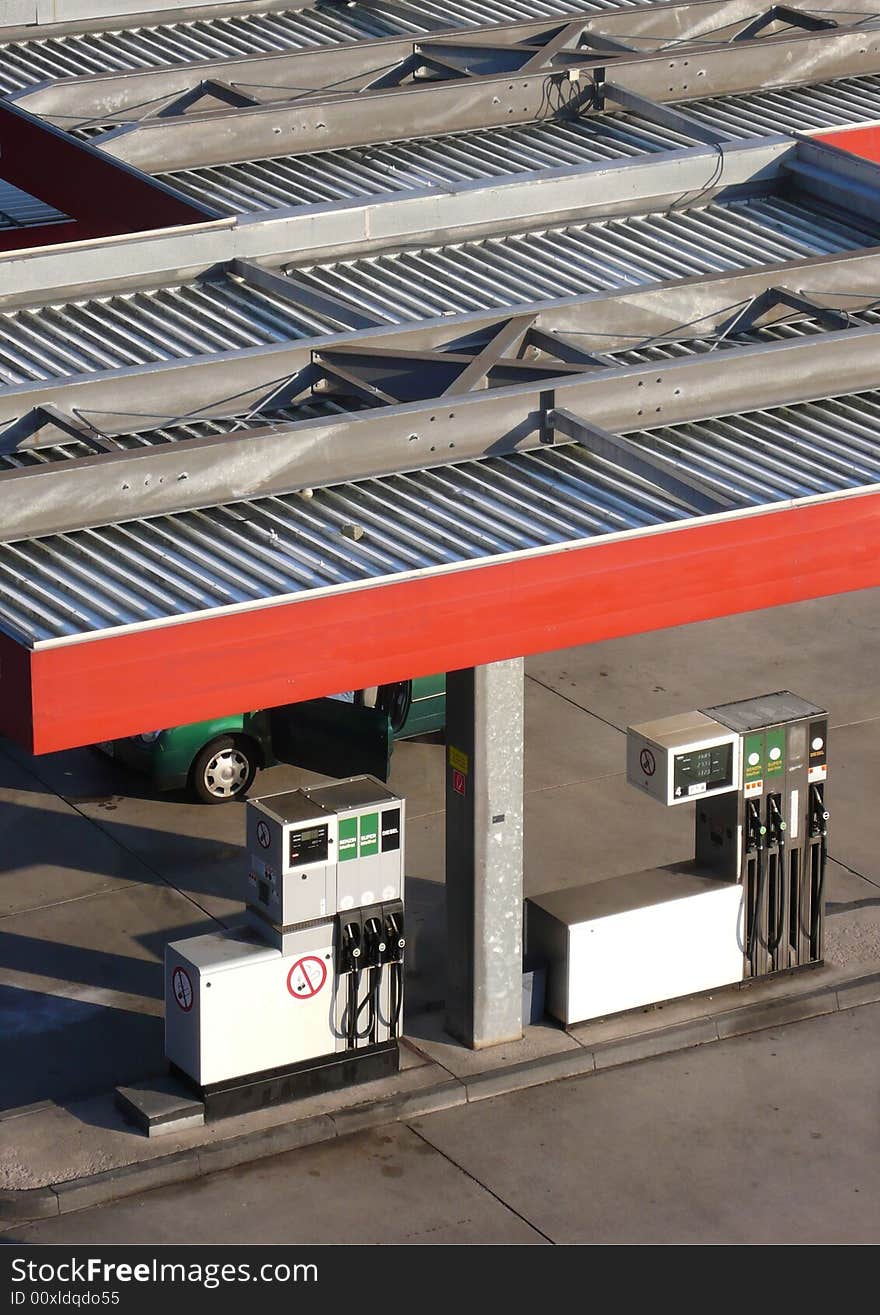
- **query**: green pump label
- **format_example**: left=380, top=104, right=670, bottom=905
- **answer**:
left=338, top=816, right=358, bottom=862
left=766, top=727, right=785, bottom=779
left=359, top=812, right=379, bottom=858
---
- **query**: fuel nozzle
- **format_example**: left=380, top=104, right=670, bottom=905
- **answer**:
left=362, top=915, right=386, bottom=969
left=746, top=799, right=766, bottom=853
left=767, top=794, right=786, bottom=849
left=383, top=909, right=405, bottom=964
left=341, top=919, right=362, bottom=974
left=810, top=785, right=830, bottom=839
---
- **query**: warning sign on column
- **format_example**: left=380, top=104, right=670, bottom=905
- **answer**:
left=452, top=769, right=466, bottom=797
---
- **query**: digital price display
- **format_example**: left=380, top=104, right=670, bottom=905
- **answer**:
left=289, top=824, right=329, bottom=866
left=673, top=742, right=734, bottom=798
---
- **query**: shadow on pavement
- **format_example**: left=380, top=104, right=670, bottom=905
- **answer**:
left=0, top=985, right=165, bottom=1110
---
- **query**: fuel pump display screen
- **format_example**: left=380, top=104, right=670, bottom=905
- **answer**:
left=289, top=824, right=329, bottom=866
left=673, top=743, right=734, bottom=798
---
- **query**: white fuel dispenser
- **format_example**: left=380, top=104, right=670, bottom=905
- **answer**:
left=526, top=692, right=828, bottom=1026
left=164, top=776, right=405, bottom=1119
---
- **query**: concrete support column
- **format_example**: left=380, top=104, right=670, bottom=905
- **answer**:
left=445, top=658, right=524, bottom=1049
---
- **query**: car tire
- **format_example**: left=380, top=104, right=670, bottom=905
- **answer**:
left=188, top=736, right=258, bottom=804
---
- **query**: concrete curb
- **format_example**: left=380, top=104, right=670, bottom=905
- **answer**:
left=3, top=966, right=880, bottom=1227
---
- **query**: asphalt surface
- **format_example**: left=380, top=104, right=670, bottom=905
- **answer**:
left=4, top=1002, right=878, bottom=1245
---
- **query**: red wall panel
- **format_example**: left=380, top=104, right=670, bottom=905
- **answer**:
left=12, top=491, right=880, bottom=754
left=0, top=101, right=207, bottom=249
left=811, top=124, right=880, bottom=164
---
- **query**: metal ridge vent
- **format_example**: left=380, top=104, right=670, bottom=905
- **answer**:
left=2, top=383, right=880, bottom=645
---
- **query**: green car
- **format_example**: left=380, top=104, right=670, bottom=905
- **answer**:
left=98, top=676, right=446, bottom=804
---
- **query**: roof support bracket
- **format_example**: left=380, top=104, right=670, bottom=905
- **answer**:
left=714, top=285, right=852, bottom=341
left=549, top=407, right=735, bottom=513
left=231, top=260, right=385, bottom=332
left=604, top=82, right=736, bottom=146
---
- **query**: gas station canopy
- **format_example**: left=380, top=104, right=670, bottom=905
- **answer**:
left=1, top=0, right=880, bottom=754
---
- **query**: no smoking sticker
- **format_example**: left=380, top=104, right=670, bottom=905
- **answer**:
left=172, top=966, right=193, bottom=1012
left=256, top=821, right=271, bottom=849
left=639, top=748, right=656, bottom=777
left=287, top=956, right=327, bottom=1000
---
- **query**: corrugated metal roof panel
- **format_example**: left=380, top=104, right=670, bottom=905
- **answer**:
left=686, top=74, right=880, bottom=139
left=0, top=0, right=651, bottom=94
left=156, top=113, right=693, bottom=215
left=0, top=194, right=875, bottom=390
left=0, top=270, right=334, bottom=387
left=291, top=196, right=880, bottom=323
left=2, top=385, right=879, bottom=645
left=0, top=179, right=68, bottom=228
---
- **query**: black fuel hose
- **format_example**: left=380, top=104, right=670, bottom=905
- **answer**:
left=767, top=800, right=786, bottom=954
left=388, top=963, right=403, bottom=1037
left=810, top=787, right=829, bottom=953
left=356, top=967, right=380, bottom=1041
left=346, top=970, right=359, bottom=1049
left=746, top=802, right=766, bottom=962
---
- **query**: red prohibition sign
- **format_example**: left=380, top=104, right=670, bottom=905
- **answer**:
left=639, top=748, right=657, bottom=777
left=287, top=956, right=328, bottom=1000
left=172, top=966, right=194, bottom=1012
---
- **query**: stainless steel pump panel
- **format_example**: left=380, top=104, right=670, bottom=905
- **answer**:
left=247, top=790, right=336, bottom=925
left=626, top=711, right=740, bottom=806
left=246, top=776, right=404, bottom=928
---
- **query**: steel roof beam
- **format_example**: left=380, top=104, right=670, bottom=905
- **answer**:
left=87, top=20, right=880, bottom=169
left=6, top=244, right=880, bottom=430
left=8, top=0, right=790, bottom=118
left=7, top=322, right=880, bottom=542
left=438, top=315, right=537, bottom=396
left=602, top=82, right=734, bottom=146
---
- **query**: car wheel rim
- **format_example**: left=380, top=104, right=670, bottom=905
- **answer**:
left=203, top=748, right=249, bottom=798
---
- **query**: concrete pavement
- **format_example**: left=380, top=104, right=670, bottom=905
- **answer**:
left=5, top=1002, right=879, bottom=1245
left=1, top=587, right=879, bottom=1223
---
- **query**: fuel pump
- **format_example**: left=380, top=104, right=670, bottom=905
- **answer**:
left=526, top=692, right=829, bottom=1026
left=164, top=776, right=406, bottom=1119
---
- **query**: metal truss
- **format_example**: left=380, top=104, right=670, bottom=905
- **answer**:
left=14, top=0, right=880, bottom=171
left=5, top=279, right=880, bottom=542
